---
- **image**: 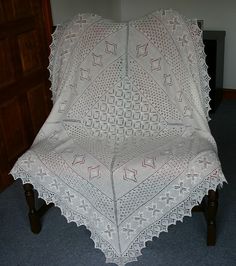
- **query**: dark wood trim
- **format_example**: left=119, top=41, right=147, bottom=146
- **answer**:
left=223, top=88, right=236, bottom=99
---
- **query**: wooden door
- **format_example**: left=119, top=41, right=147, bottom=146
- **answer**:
left=0, top=0, right=53, bottom=191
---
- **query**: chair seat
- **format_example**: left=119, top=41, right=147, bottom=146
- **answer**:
left=11, top=131, right=224, bottom=265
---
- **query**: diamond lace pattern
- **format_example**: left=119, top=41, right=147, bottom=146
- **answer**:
left=11, top=10, right=226, bottom=266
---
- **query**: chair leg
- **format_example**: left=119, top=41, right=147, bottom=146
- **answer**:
left=23, top=183, right=41, bottom=234
left=207, top=189, right=218, bottom=246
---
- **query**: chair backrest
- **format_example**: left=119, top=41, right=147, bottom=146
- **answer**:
left=48, top=10, right=212, bottom=148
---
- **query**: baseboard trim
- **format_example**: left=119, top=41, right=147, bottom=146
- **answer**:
left=223, top=88, right=236, bottom=99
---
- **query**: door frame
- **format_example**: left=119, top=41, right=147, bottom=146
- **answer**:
left=42, top=0, right=53, bottom=55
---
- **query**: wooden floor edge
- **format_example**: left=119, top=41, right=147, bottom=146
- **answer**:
left=223, top=88, right=236, bottom=99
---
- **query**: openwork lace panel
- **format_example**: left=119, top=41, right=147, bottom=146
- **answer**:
left=11, top=10, right=226, bottom=266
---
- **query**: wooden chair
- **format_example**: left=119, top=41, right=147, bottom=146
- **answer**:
left=23, top=183, right=219, bottom=245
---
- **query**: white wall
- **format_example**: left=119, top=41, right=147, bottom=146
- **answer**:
left=50, top=0, right=236, bottom=89
left=50, top=0, right=119, bottom=24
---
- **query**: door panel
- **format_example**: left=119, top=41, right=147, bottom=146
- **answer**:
left=0, top=4, right=4, bottom=23
left=0, top=0, right=52, bottom=191
left=0, top=98, right=28, bottom=160
left=0, top=39, right=15, bottom=86
left=18, top=30, right=42, bottom=73
left=11, top=0, right=33, bottom=18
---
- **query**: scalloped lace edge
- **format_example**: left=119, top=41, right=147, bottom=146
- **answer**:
left=113, top=172, right=227, bottom=265
left=187, top=18, right=212, bottom=121
left=10, top=165, right=226, bottom=266
left=47, top=24, right=67, bottom=103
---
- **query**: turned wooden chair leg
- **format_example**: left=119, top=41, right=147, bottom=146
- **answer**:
left=207, top=189, right=218, bottom=246
left=23, top=183, right=41, bottom=234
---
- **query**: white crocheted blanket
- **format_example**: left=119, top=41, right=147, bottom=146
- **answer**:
left=11, top=10, right=226, bottom=266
